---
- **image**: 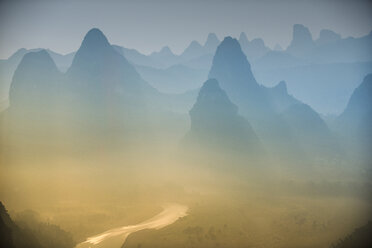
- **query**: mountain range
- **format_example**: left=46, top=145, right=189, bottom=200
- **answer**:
left=1, top=25, right=371, bottom=115
left=2, top=27, right=371, bottom=165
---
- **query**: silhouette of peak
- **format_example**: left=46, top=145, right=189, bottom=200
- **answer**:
left=188, top=40, right=203, bottom=49
left=292, top=24, right=313, bottom=41
left=317, top=29, right=341, bottom=45
left=205, top=33, right=219, bottom=45
left=239, top=32, right=249, bottom=44
left=250, top=38, right=265, bottom=47
left=9, top=48, right=27, bottom=59
left=192, top=78, right=238, bottom=117
left=20, top=50, right=58, bottom=70
left=219, top=36, right=241, bottom=51
left=80, top=28, right=110, bottom=50
left=199, top=78, right=223, bottom=94
left=273, top=81, right=288, bottom=93
left=160, top=46, right=173, bottom=54
left=287, top=24, right=314, bottom=55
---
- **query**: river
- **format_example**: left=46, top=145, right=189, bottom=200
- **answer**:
left=75, top=203, right=188, bottom=248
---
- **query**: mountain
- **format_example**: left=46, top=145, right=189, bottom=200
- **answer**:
left=286, top=24, right=315, bottom=57
left=208, top=36, right=272, bottom=120
left=338, top=74, right=372, bottom=125
left=316, top=29, right=341, bottom=46
left=0, top=202, right=75, bottom=248
left=203, top=33, right=220, bottom=53
left=267, top=81, right=301, bottom=113
left=285, top=24, right=372, bottom=64
left=135, top=64, right=207, bottom=94
left=184, top=78, right=261, bottom=154
left=280, top=103, right=339, bottom=159
left=66, top=28, right=154, bottom=110
left=149, top=46, right=179, bottom=67
left=336, top=74, right=372, bottom=158
left=180, top=40, right=205, bottom=61
left=238, top=32, right=270, bottom=61
left=238, top=32, right=249, bottom=50
left=112, top=45, right=163, bottom=68
left=331, top=221, right=372, bottom=248
left=0, top=48, right=73, bottom=112
left=9, top=50, right=61, bottom=112
left=207, top=36, right=337, bottom=161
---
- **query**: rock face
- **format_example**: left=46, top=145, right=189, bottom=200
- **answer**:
left=287, top=24, right=315, bottom=57
left=185, top=79, right=261, bottom=154
left=316, top=29, right=341, bottom=45
left=67, top=28, right=151, bottom=107
left=181, top=40, right=205, bottom=61
left=208, top=36, right=272, bottom=119
left=281, top=103, right=339, bottom=158
left=9, top=50, right=61, bottom=112
left=238, top=33, right=270, bottom=61
left=337, top=74, right=372, bottom=158
left=338, top=74, right=372, bottom=127
left=204, top=33, right=220, bottom=53
left=267, top=81, right=300, bottom=113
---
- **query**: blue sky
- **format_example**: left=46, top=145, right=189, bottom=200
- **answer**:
left=0, top=0, right=371, bottom=58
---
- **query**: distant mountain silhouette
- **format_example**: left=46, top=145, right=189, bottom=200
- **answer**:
left=337, top=74, right=372, bottom=127
left=208, top=36, right=272, bottom=120
left=203, top=33, right=220, bottom=53
left=267, top=81, right=301, bottom=113
left=112, top=45, right=161, bottom=68
left=180, top=40, right=205, bottom=61
left=336, top=74, right=372, bottom=160
left=284, top=24, right=372, bottom=64
left=9, top=50, right=61, bottom=112
left=252, top=56, right=372, bottom=114
left=149, top=46, right=179, bottom=68
left=280, top=103, right=339, bottom=158
left=316, top=29, right=342, bottom=46
left=208, top=36, right=339, bottom=161
left=287, top=24, right=315, bottom=57
left=136, top=64, right=207, bottom=94
left=66, top=28, right=153, bottom=111
left=184, top=79, right=261, bottom=154
left=238, top=32, right=270, bottom=61
left=0, top=48, right=73, bottom=112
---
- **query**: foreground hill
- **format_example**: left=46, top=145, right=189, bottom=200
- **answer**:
left=183, top=79, right=261, bottom=156
left=0, top=202, right=74, bottom=248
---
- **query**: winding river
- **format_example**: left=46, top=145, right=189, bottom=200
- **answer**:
left=75, top=204, right=188, bottom=248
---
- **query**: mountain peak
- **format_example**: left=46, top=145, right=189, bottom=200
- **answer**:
left=287, top=24, right=314, bottom=55
left=219, top=36, right=241, bottom=51
left=186, top=78, right=261, bottom=154
left=204, top=33, right=220, bottom=53
left=191, top=78, right=238, bottom=118
left=80, top=28, right=110, bottom=50
left=239, top=32, right=249, bottom=45
left=293, top=24, right=313, bottom=39
left=274, top=81, right=287, bottom=93
left=20, top=50, right=58, bottom=71
left=250, top=38, right=265, bottom=47
left=199, top=78, right=225, bottom=95
left=10, top=49, right=60, bottom=110
left=317, top=29, right=341, bottom=45
left=188, top=40, right=203, bottom=49
left=205, top=33, right=219, bottom=45
left=159, top=46, right=173, bottom=55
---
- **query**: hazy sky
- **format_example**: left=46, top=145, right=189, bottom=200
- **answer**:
left=0, top=0, right=371, bottom=59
